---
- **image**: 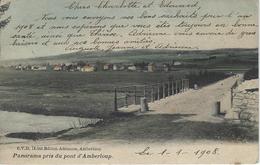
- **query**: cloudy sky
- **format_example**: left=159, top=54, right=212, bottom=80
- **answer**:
left=0, top=0, right=258, bottom=60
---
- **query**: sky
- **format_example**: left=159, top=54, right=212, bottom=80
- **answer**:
left=0, top=0, right=258, bottom=60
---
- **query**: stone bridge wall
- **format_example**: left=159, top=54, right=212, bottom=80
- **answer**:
left=232, top=89, right=259, bottom=122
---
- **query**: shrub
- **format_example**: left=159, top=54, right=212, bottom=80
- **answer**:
left=244, top=68, right=258, bottom=80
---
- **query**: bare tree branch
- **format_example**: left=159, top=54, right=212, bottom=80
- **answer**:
left=0, top=1, right=10, bottom=13
left=0, top=15, right=10, bottom=29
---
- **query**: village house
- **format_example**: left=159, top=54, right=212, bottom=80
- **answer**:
left=17, top=65, right=32, bottom=71
left=156, top=63, right=170, bottom=72
left=103, top=64, right=113, bottom=71
left=81, top=64, right=96, bottom=72
left=34, top=64, right=52, bottom=71
left=15, top=64, right=31, bottom=71
left=163, top=64, right=170, bottom=72
left=173, top=61, right=182, bottom=66
left=31, top=65, right=47, bottom=71
left=113, top=64, right=126, bottom=71
left=113, top=64, right=118, bottom=71
left=118, top=65, right=125, bottom=71
left=148, top=63, right=156, bottom=72
left=15, top=65, right=23, bottom=70
left=53, top=64, right=62, bottom=71
left=76, top=66, right=82, bottom=71
left=66, top=64, right=77, bottom=72
left=24, top=65, right=32, bottom=71
left=9, top=61, right=177, bottom=73
left=127, top=65, right=136, bottom=71
left=61, top=63, right=67, bottom=71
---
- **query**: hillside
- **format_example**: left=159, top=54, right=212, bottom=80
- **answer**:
left=0, top=48, right=258, bottom=66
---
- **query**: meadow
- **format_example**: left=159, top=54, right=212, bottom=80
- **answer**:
left=0, top=70, right=189, bottom=118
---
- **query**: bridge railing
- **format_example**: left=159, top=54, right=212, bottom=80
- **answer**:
left=114, top=79, right=190, bottom=111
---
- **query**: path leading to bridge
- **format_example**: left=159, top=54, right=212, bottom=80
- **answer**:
left=147, top=75, right=241, bottom=122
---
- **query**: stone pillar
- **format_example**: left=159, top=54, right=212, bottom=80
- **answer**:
left=140, top=97, right=149, bottom=112
left=212, top=101, right=221, bottom=116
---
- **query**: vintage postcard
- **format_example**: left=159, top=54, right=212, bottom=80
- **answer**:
left=0, top=0, right=258, bottom=164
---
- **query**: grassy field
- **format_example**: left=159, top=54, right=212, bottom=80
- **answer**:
left=6, top=113, right=258, bottom=142
left=60, top=114, right=258, bottom=143
left=0, top=69, right=191, bottom=118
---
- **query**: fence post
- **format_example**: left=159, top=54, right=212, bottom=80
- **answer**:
left=183, top=80, right=185, bottom=92
left=182, top=79, right=184, bottom=92
left=163, top=83, right=166, bottom=98
left=186, top=80, right=188, bottom=91
left=114, top=87, right=118, bottom=111
left=185, top=80, right=188, bottom=91
left=171, top=80, right=174, bottom=95
left=151, top=86, right=154, bottom=102
left=231, top=87, right=233, bottom=108
left=185, top=80, right=187, bottom=91
left=168, top=81, right=170, bottom=97
left=187, top=79, right=189, bottom=91
left=157, top=83, right=160, bottom=100
left=183, top=79, right=186, bottom=92
left=134, top=86, right=137, bottom=105
left=175, top=80, right=178, bottom=94
left=180, top=79, right=183, bottom=93
left=143, top=86, right=146, bottom=97
left=179, top=80, right=181, bottom=93
left=125, top=94, right=128, bottom=107
left=178, top=80, right=180, bottom=93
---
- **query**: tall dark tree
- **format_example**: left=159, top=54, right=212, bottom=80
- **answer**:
left=0, top=1, right=11, bottom=28
left=0, top=1, right=11, bottom=58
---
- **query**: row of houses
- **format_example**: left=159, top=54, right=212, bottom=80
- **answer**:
left=10, top=61, right=182, bottom=72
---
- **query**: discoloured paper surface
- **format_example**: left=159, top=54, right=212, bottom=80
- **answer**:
left=0, top=0, right=258, bottom=164
left=0, top=140, right=259, bottom=164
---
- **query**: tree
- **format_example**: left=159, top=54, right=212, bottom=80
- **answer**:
left=0, top=1, right=11, bottom=28
left=0, top=0, right=11, bottom=58
left=77, top=60, right=86, bottom=67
